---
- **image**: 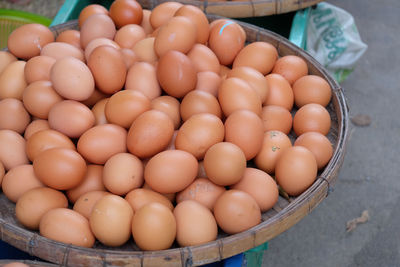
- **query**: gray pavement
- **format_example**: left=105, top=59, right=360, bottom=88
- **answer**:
left=263, top=1, right=400, bottom=266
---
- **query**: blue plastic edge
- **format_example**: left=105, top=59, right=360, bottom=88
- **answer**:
left=289, top=7, right=310, bottom=49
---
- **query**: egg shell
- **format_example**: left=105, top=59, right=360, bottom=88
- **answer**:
left=91, top=98, right=109, bottom=125
left=203, top=142, right=246, bottom=186
left=176, top=177, right=226, bottom=210
left=187, top=44, right=220, bottom=74
left=174, top=5, right=210, bottom=44
left=78, top=4, right=109, bottom=28
left=66, top=164, right=106, bottom=203
left=0, top=98, right=30, bottom=134
left=120, top=48, right=138, bottom=69
left=293, top=103, right=331, bottom=136
left=114, top=24, right=145, bottom=49
left=73, top=190, right=111, bottom=219
left=292, top=75, right=332, bottom=108
left=194, top=71, right=221, bottom=97
left=125, top=188, right=173, bottom=212
left=77, top=123, right=127, bottom=164
left=224, top=109, right=264, bottom=160
left=150, top=95, right=181, bottom=129
left=213, top=189, right=261, bottom=234
left=56, top=29, right=81, bottom=49
left=90, top=194, right=133, bottom=247
left=0, top=51, right=17, bottom=75
left=260, top=105, right=293, bottom=134
left=0, top=61, right=27, bottom=100
left=2, top=164, right=44, bottom=203
left=142, top=182, right=176, bottom=203
left=125, top=62, right=161, bottom=100
left=0, top=130, right=29, bottom=170
left=275, top=146, right=318, bottom=196
left=84, top=37, right=120, bottom=62
left=175, top=113, right=225, bottom=160
left=132, top=37, right=158, bottom=63
left=165, top=129, right=178, bottom=150
left=254, top=130, right=292, bottom=174
left=149, top=2, right=183, bottom=29
left=39, top=208, right=95, bottom=248
left=24, top=56, right=56, bottom=84
left=140, top=9, right=153, bottom=35
left=80, top=14, right=116, bottom=49
left=219, top=64, right=231, bottom=80
left=174, top=200, right=218, bottom=246
left=40, top=42, right=85, bottom=62
left=109, top=0, right=143, bottom=28
left=272, top=55, right=308, bottom=85
left=132, top=202, right=176, bottom=250
left=180, top=90, right=222, bottom=121
left=15, top=187, right=68, bottom=230
left=7, top=23, right=54, bottom=60
left=24, top=119, right=50, bottom=140
left=0, top=162, right=4, bottom=186
left=264, top=73, right=294, bottom=111
left=144, top=149, right=198, bottom=194
left=22, top=80, right=63, bottom=119
left=80, top=88, right=108, bottom=108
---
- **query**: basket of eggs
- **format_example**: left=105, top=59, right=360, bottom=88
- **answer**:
left=0, top=0, right=348, bottom=266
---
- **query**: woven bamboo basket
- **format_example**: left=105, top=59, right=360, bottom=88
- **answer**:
left=0, top=16, right=349, bottom=267
left=0, top=260, right=57, bottom=267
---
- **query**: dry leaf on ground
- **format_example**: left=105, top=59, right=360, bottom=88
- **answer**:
left=346, top=210, right=369, bottom=232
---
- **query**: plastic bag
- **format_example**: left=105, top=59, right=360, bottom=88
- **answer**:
left=306, top=2, right=367, bottom=83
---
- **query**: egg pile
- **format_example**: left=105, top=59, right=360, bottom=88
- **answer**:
left=0, top=0, right=334, bottom=251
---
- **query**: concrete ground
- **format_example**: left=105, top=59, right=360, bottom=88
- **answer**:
left=263, top=1, right=400, bottom=266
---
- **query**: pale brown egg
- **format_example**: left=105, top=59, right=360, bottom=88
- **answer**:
left=0, top=51, right=17, bottom=75
left=203, top=142, right=246, bottom=186
left=56, top=29, right=81, bottom=49
left=125, top=62, right=161, bottom=100
left=176, top=177, right=226, bottom=210
left=80, top=88, right=108, bottom=108
left=120, top=48, right=138, bottom=69
left=264, top=73, right=294, bottom=111
left=22, top=80, right=63, bottom=119
left=275, top=146, right=318, bottom=196
left=2, top=164, right=44, bottom=203
left=187, top=44, right=220, bottom=74
left=77, top=123, right=127, bottom=164
left=292, top=75, right=332, bottom=108
left=0, top=130, right=29, bottom=170
left=114, top=24, right=145, bottom=49
left=78, top=4, right=109, bottom=28
left=91, top=97, right=109, bottom=125
left=149, top=2, right=183, bottom=29
left=66, top=164, right=105, bottom=203
left=90, top=194, right=133, bottom=246
left=195, top=71, right=221, bottom=97
left=0, top=98, right=30, bottom=134
left=16, top=187, right=68, bottom=230
left=224, top=109, right=264, bottom=160
left=40, top=42, right=85, bottom=62
left=132, top=37, right=158, bottom=63
left=0, top=61, right=27, bottom=100
left=84, top=37, right=120, bottom=61
left=24, top=55, right=56, bottom=84
left=132, top=202, right=176, bottom=250
left=272, top=55, right=308, bottom=85
left=2, top=262, right=29, bottom=267
left=150, top=95, right=181, bottom=129
left=141, top=9, right=154, bottom=35
left=260, top=105, right=293, bottom=134
left=80, top=14, right=116, bottom=49
left=7, top=23, right=54, bottom=60
left=23, top=119, right=50, bottom=140
left=144, top=149, right=198, bottom=194
left=73, top=190, right=111, bottom=219
left=180, top=90, right=222, bottom=121
left=213, top=189, right=261, bottom=234
left=125, top=188, right=173, bottom=212
left=142, top=182, right=176, bottom=203
left=293, top=103, right=331, bottom=136
left=174, top=5, right=210, bottom=44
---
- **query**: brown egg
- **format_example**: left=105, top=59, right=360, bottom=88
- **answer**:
left=109, top=0, right=143, bottom=28
left=127, top=110, right=174, bottom=158
left=26, top=129, right=75, bottom=161
left=105, top=90, right=150, bottom=128
left=197, top=160, right=207, bottom=178
left=90, top=194, right=133, bottom=246
left=275, top=146, right=318, bottom=196
left=233, top=41, right=278, bottom=75
left=2, top=164, right=44, bottom=203
left=0, top=51, right=17, bottom=75
left=78, top=4, right=109, bottom=28
left=132, top=37, right=158, bottom=63
left=294, top=131, right=333, bottom=169
left=0, top=98, right=30, bottom=134
left=209, top=19, right=246, bottom=41
left=157, top=50, right=197, bottom=98
left=145, top=150, right=198, bottom=194
left=231, top=168, right=278, bottom=212
left=132, top=202, right=176, bottom=250
left=2, top=262, right=29, bottom=267
left=165, top=129, right=178, bottom=150
left=149, top=2, right=183, bottom=29
left=260, top=105, right=293, bottom=134
left=195, top=71, right=221, bottom=97
left=103, top=153, right=144, bottom=195
left=218, top=77, right=262, bottom=117
left=142, top=182, right=176, bottom=203
left=180, top=90, right=221, bottom=123
left=15, top=187, right=68, bottom=230
left=73, top=190, right=111, bottom=219
left=56, top=29, right=81, bottom=49
left=0, top=162, right=4, bottom=187
left=66, top=164, right=105, bottom=203
left=293, top=75, right=332, bottom=107
left=293, top=103, right=331, bottom=136
left=174, top=200, right=217, bottom=246
left=40, top=42, right=85, bottom=62
left=187, top=44, right=220, bottom=74
left=24, top=56, right=56, bottom=84
left=48, top=100, right=95, bottom=138
left=80, top=88, right=108, bottom=108
left=174, top=5, right=210, bottom=44
left=125, top=188, right=173, bottom=212
left=228, top=66, right=269, bottom=104
left=80, top=14, right=116, bottom=49
left=33, top=147, right=87, bottom=190
left=24, top=119, right=50, bottom=140
left=141, top=9, right=153, bottom=35
left=120, top=48, right=138, bottom=69
left=0, top=61, right=27, bottom=100
left=272, top=55, right=308, bottom=85
left=154, top=16, right=196, bottom=57
left=0, top=130, right=29, bottom=170
left=125, top=62, right=161, bottom=100
left=114, top=24, right=146, bottom=48
left=84, top=37, right=120, bottom=61
left=7, top=23, right=54, bottom=60
left=254, top=130, right=292, bottom=174
left=176, top=178, right=226, bottom=210
left=91, top=97, right=109, bottom=125
left=225, top=110, right=264, bottom=160
left=208, top=20, right=245, bottom=66
left=264, top=73, right=294, bottom=111
left=175, top=113, right=224, bottom=160
left=203, top=142, right=246, bottom=186
left=88, top=45, right=127, bottom=94
left=40, top=208, right=95, bottom=248
left=22, top=80, right=63, bottom=119
left=77, top=124, right=127, bottom=164
left=51, top=57, right=94, bottom=101
left=150, top=95, right=181, bottom=129
left=213, top=189, right=261, bottom=234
